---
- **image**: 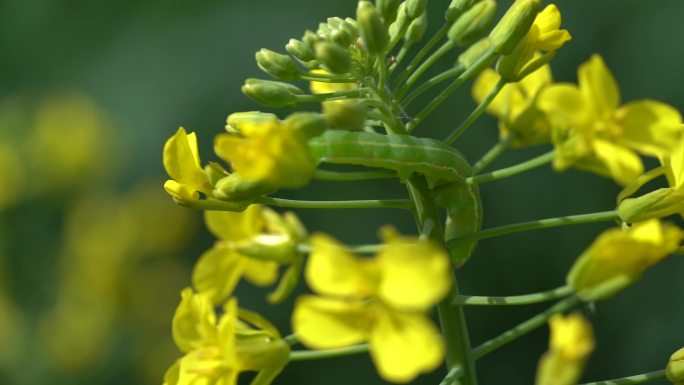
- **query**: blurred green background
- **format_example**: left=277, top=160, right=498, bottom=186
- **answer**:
left=1, top=0, right=683, bottom=384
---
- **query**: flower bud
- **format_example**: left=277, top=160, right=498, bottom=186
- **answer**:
left=302, top=30, right=320, bottom=48
left=618, top=188, right=680, bottom=223
left=204, top=161, right=229, bottom=185
left=445, top=0, right=479, bottom=23
left=283, top=112, right=327, bottom=138
left=404, top=12, right=428, bottom=45
left=405, top=0, right=427, bottom=20
left=388, top=2, right=408, bottom=41
left=317, top=22, right=332, bottom=39
left=331, top=28, right=354, bottom=47
left=322, top=100, right=367, bottom=131
left=314, top=41, right=352, bottom=74
left=226, top=111, right=279, bottom=133
left=255, top=48, right=300, bottom=81
left=667, top=347, right=684, bottom=385
left=489, top=0, right=541, bottom=55
left=357, top=1, right=389, bottom=54
left=458, top=37, right=490, bottom=68
left=234, top=234, right=298, bottom=264
left=241, top=79, right=303, bottom=107
left=286, top=38, right=315, bottom=62
left=447, top=0, right=496, bottom=47
left=213, top=174, right=275, bottom=201
left=376, top=0, right=401, bottom=24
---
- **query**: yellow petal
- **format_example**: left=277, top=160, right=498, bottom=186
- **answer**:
left=192, top=246, right=245, bottom=305
left=548, top=313, right=595, bottom=360
left=172, top=288, right=218, bottom=353
left=164, top=180, right=200, bottom=201
left=305, top=233, right=376, bottom=298
left=292, top=295, right=369, bottom=349
left=617, top=100, right=684, bottom=158
left=163, top=127, right=208, bottom=189
left=591, top=139, right=643, bottom=186
left=578, top=55, right=619, bottom=120
left=369, top=308, right=444, bottom=383
left=567, top=220, right=683, bottom=300
left=472, top=69, right=513, bottom=118
left=376, top=230, right=451, bottom=311
left=534, top=5, right=562, bottom=32
left=309, top=69, right=357, bottom=94
left=538, top=84, right=590, bottom=128
left=217, top=298, right=238, bottom=362
left=664, top=136, right=684, bottom=188
left=241, top=258, right=279, bottom=286
left=204, top=205, right=264, bottom=241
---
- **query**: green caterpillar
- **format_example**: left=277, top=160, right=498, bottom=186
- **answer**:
left=309, top=131, right=472, bottom=186
left=309, top=130, right=481, bottom=267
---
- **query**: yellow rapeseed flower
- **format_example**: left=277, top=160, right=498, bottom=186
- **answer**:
left=292, top=228, right=451, bottom=383
left=535, top=312, right=594, bottom=385
left=619, top=135, right=684, bottom=222
left=193, top=204, right=306, bottom=304
left=496, top=4, right=571, bottom=79
left=214, top=118, right=315, bottom=189
left=472, top=63, right=552, bottom=147
left=567, top=219, right=683, bottom=301
left=165, top=288, right=288, bottom=385
left=539, top=55, right=684, bottom=186
left=192, top=205, right=281, bottom=304
left=163, top=127, right=212, bottom=201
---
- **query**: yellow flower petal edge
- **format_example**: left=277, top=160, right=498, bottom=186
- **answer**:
left=163, top=127, right=210, bottom=200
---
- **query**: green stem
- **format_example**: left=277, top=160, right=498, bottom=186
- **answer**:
left=466, top=150, right=554, bottom=185
left=299, top=73, right=357, bottom=82
left=255, top=197, right=412, bottom=210
left=296, top=87, right=371, bottom=103
left=393, top=44, right=411, bottom=68
left=445, top=78, right=507, bottom=145
left=289, top=344, right=369, bottom=362
left=471, top=135, right=514, bottom=174
left=579, top=370, right=667, bottom=385
left=397, top=41, right=456, bottom=99
left=314, top=169, right=396, bottom=181
left=440, top=366, right=464, bottom=385
left=472, top=295, right=581, bottom=360
left=402, top=65, right=465, bottom=107
left=406, top=49, right=497, bottom=132
left=283, top=334, right=299, bottom=346
left=174, top=198, right=249, bottom=212
left=405, top=175, right=478, bottom=385
left=296, top=243, right=383, bottom=254
left=452, top=286, right=573, bottom=306
left=392, top=23, right=449, bottom=86
left=447, top=210, right=619, bottom=246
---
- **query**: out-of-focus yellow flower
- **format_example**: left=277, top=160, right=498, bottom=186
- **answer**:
left=193, top=205, right=305, bottom=304
left=24, top=93, right=117, bottom=194
left=496, top=4, right=571, bottom=79
left=567, top=220, right=683, bottom=301
left=539, top=55, right=684, bottom=186
left=473, top=63, right=552, bottom=147
left=163, top=127, right=212, bottom=201
left=292, top=228, right=451, bottom=383
left=0, top=144, right=24, bottom=209
left=215, top=118, right=315, bottom=189
left=535, top=312, right=594, bottom=385
left=165, top=288, right=289, bottom=385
